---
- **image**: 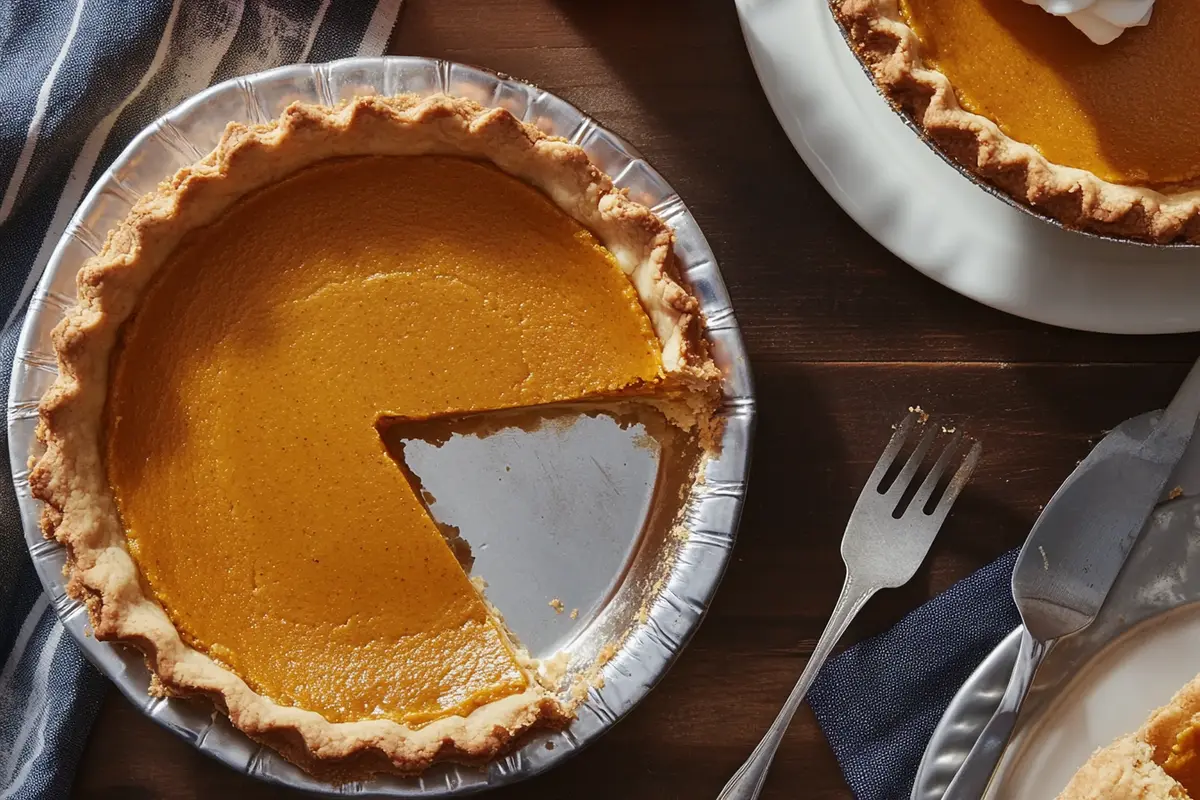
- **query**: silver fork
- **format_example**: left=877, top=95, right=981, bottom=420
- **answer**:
left=717, top=411, right=983, bottom=800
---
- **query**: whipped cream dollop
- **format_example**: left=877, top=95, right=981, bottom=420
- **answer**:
left=1023, top=0, right=1154, bottom=44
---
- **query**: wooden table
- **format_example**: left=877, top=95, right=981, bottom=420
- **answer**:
left=70, top=1, right=1200, bottom=798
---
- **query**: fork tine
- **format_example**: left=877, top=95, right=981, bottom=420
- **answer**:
left=926, top=440, right=982, bottom=527
left=884, top=420, right=939, bottom=500
left=866, top=411, right=918, bottom=491
left=911, top=430, right=964, bottom=511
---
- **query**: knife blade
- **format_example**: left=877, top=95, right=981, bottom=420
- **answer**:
left=942, top=356, right=1200, bottom=800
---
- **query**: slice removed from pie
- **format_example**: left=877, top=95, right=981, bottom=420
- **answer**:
left=30, top=95, right=721, bottom=778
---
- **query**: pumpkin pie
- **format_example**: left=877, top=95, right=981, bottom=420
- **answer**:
left=1059, top=671, right=1200, bottom=799
left=833, top=0, right=1200, bottom=243
left=30, top=94, right=720, bottom=777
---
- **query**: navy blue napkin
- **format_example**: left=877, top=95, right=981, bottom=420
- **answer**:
left=0, top=3, right=402, bottom=797
left=808, top=550, right=1021, bottom=800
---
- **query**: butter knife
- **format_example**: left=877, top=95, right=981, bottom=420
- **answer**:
left=942, top=356, right=1200, bottom=800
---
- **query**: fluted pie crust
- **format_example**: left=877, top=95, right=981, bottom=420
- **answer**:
left=832, top=0, right=1200, bottom=244
left=29, top=94, right=719, bottom=778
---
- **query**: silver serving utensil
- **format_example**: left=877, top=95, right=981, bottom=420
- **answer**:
left=942, top=357, right=1200, bottom=800
left=718, top=412, right=981, bottom=800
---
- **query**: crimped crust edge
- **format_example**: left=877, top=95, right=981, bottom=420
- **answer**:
left=832, top=0, right=1200, bottom=244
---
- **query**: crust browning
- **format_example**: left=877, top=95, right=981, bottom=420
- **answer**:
left=1058, top=673, right=1200, bottom=799
left=832, top=0, right=1200, bottom=244
left=30, top=93, right=717, bottom=777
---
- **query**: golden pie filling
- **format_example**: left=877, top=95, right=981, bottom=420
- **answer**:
left=1166, top=722, right=1200, bottom=795
left=107, top=155, right=665, bottom=726
left=899, top=0, right=1200, bottom=189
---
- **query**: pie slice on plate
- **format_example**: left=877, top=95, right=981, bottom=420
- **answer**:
left=30, top=94, right=721, bottom=778
left=1059, top=671, right=1200, bottom=798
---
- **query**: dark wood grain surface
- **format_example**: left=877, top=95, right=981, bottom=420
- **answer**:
left=69, top=2, right=1200, bottom=798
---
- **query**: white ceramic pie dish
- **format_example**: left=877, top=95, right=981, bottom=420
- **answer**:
left=736, top=0, right=1200, bottom=334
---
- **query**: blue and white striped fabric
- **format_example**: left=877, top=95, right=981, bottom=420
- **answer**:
left=0, top=3, right=403, bottom=797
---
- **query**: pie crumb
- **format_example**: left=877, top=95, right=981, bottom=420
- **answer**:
left=540, top=651, right=570, bottom=685
left=569, top=608, right=579, bottom=620
left=1169, top=486, right=1184, bottom=500
left=549, top=598, right=565, bottom=614
left=908, top=405, right=930, bottom=424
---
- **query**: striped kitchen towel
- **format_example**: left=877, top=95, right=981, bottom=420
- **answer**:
left=0, top=2, right=403, bottom=798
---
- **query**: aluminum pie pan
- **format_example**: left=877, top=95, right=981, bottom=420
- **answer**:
left=8, top=57, right=756, bottom=796
left=913, top=425, right=1200, bottom=799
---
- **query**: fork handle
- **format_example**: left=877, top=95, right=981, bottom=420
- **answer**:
left=717, top=573, right=877, bottom=800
